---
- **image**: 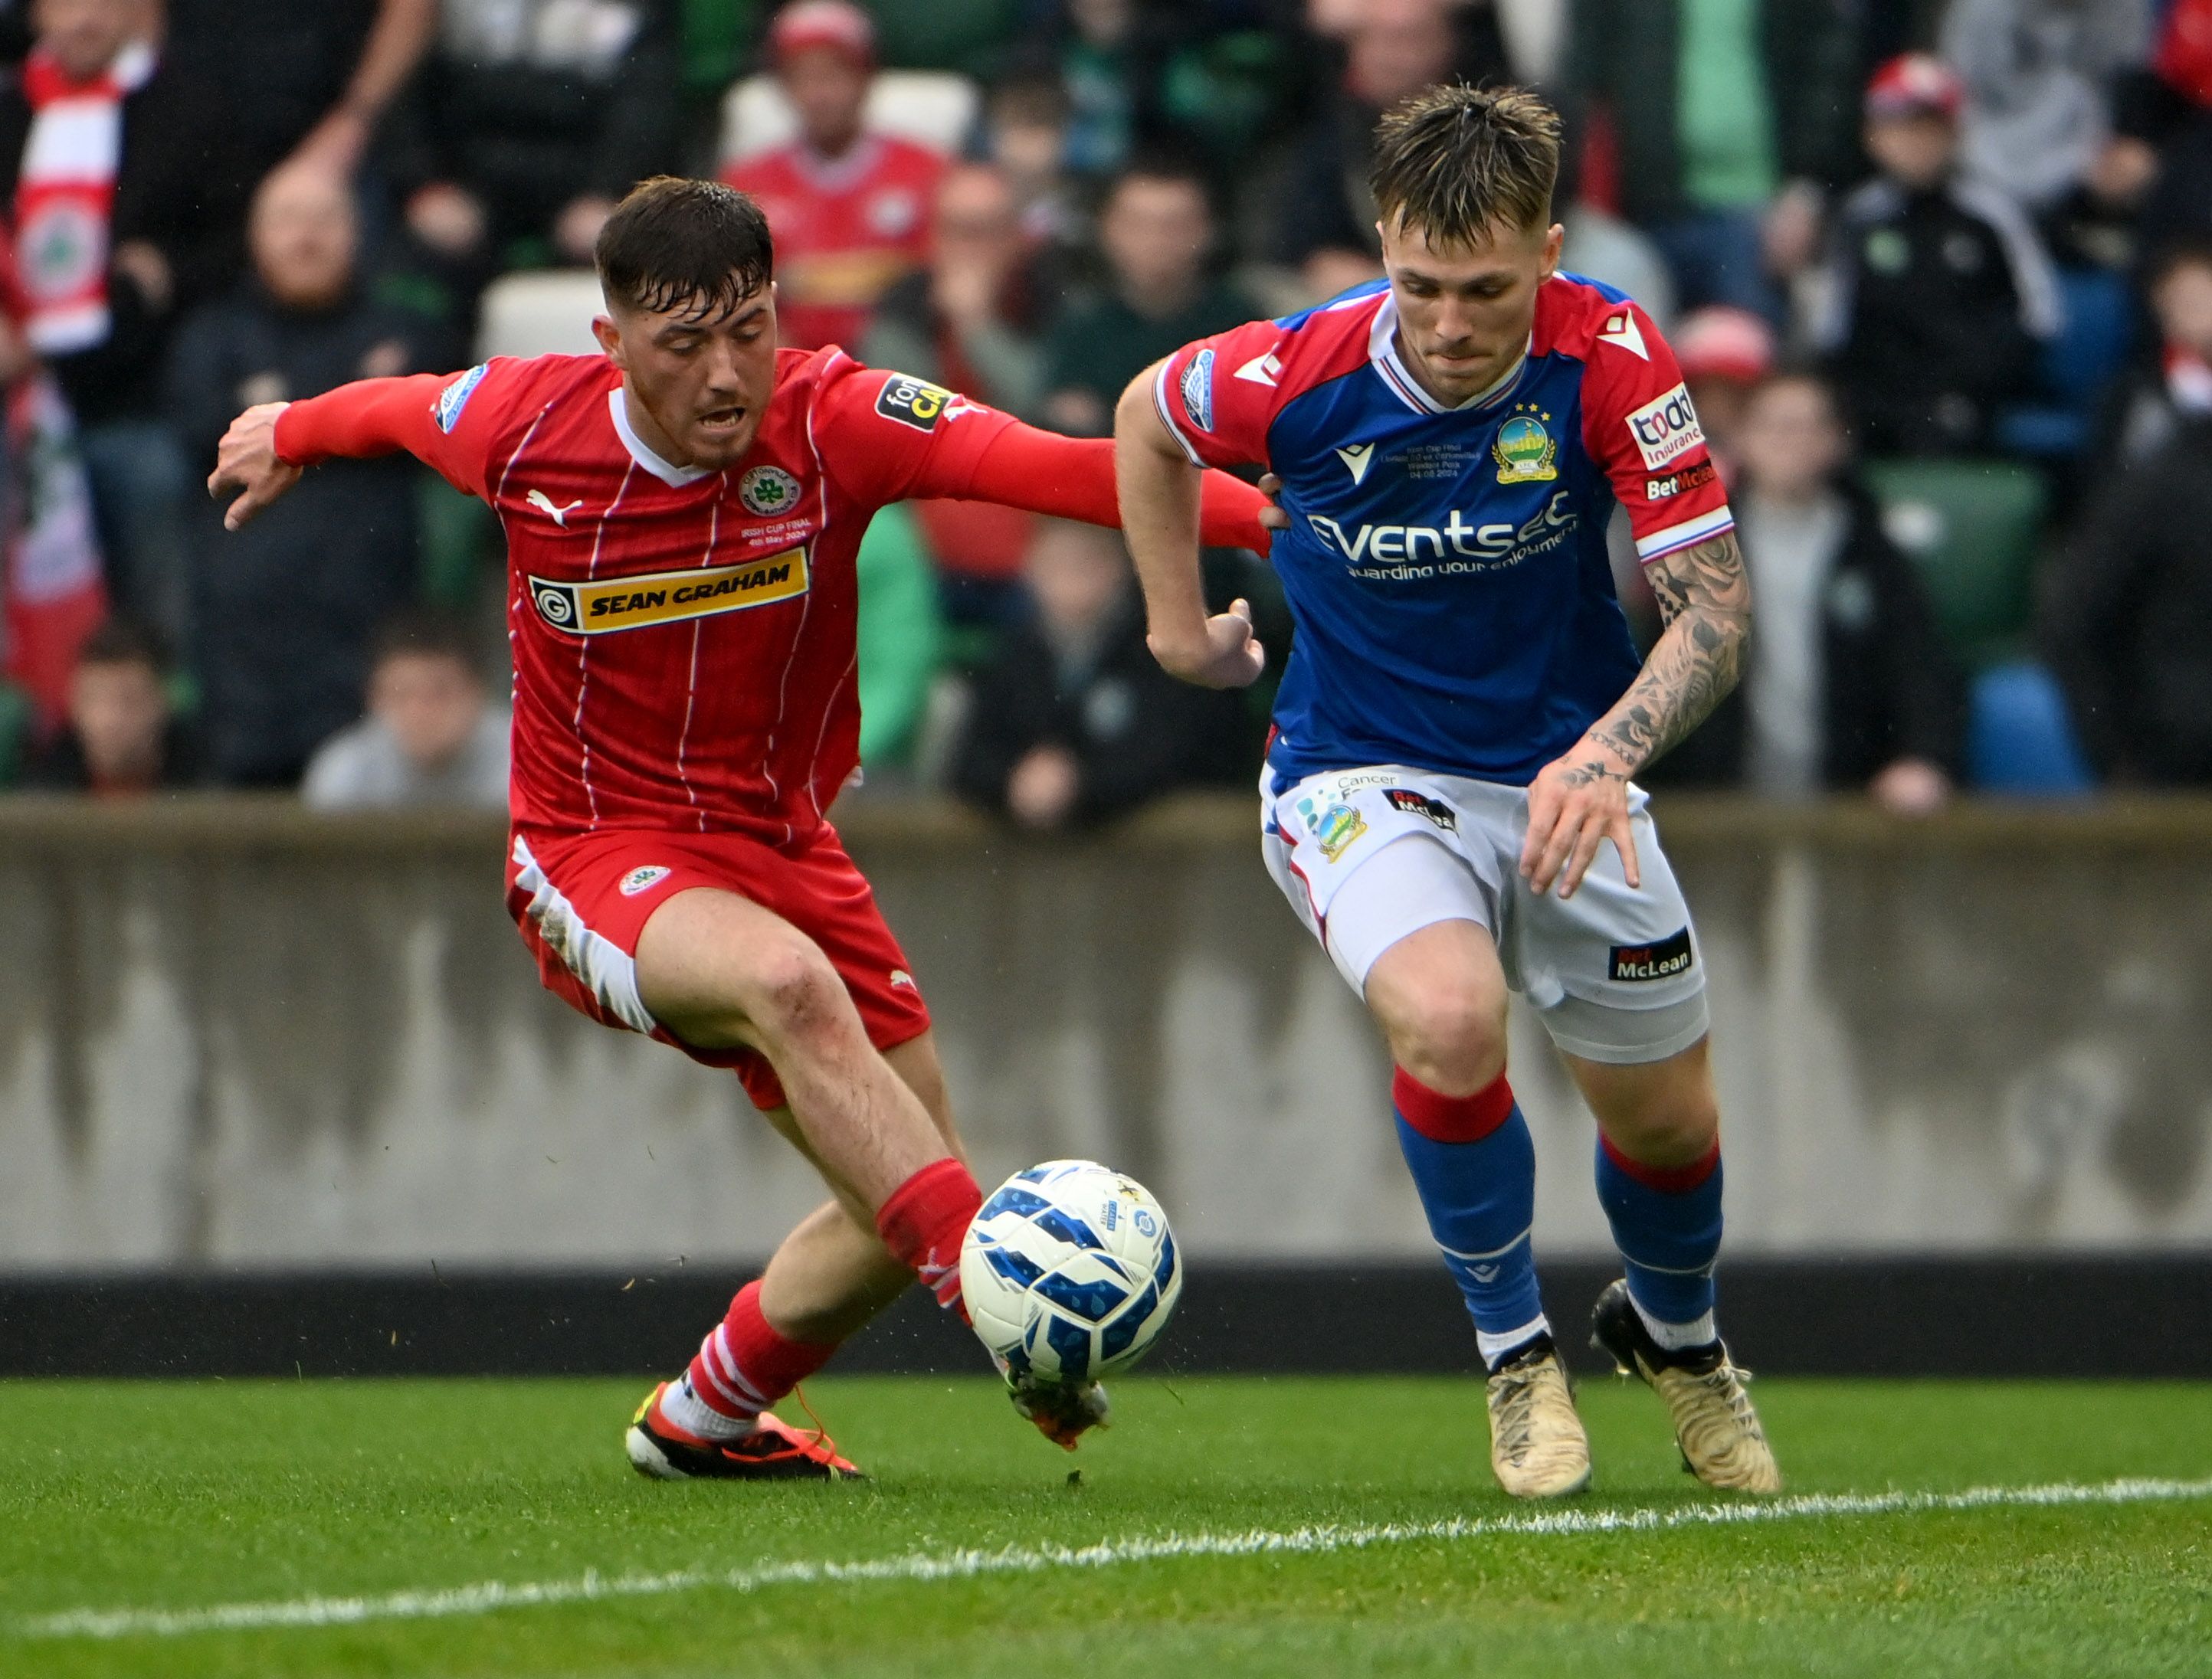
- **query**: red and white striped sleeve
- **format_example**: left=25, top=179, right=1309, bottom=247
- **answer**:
left=1575, top=301, right=1735, bottom=565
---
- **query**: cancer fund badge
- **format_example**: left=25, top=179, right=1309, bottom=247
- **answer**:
left=1297, top=794, right=1368, bottom=863
left=1493, top=404, right=1558, bottom=483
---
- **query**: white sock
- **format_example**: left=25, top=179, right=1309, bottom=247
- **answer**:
left=1477, top=1313, right=1553, bottom=1368
left=1631, top=1297, right=1717, bottom=1352
left=657, top=1374, right=759, bottom=1441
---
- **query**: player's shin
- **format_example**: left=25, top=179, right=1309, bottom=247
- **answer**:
left=874, top=1157, right=984, bottom=1317
left=1391, top=1069, right=1548, bottom=1368
left=1593, top=1134, right=1723, bottom=1350
left=660, top=1279, right=841, bottom=1440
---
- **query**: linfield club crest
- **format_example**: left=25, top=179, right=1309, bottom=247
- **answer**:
left=1297, top=794, right=1368, bottom=862
left=1493, top=404, right=1558, bottom=483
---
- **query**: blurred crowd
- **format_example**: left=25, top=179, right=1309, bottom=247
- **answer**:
left=1, top=0, right=2209, bottom=821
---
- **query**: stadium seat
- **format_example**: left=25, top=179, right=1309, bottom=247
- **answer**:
left=1861, top=458, right=2047, bottom=669
left=1967, top=661, right=2096, bottom=794
left=719, top=69, right=978, bottom=165
left=1993, top=266, right=2135, bottom=460
left=474, top=271, right=606, bottom=362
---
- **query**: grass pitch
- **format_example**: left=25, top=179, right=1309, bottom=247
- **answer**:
left=4, top=1376, right=2209, bottom=1677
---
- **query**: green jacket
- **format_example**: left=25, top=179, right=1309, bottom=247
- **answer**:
left=854, top=502, right=945, bottom=769
left=1565, top=0, right=1860, bottom=224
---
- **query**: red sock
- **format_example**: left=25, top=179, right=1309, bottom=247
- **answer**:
left=876, top=1157, right=982, bottom=1316
left=684, top=1280, right=838, bottom=1423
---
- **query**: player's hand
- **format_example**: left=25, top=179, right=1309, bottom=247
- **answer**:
left=207, top=402, right=303, bottom=532
left=1256, top=472, right=1290, bottom=535
left=1521, top=743, right=1640, bottom=900
left=1148, top=598, right=1264, bottom=689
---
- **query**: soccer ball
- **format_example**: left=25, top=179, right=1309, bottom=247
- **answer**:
left=959, top=1160, right=1183, bottom=1383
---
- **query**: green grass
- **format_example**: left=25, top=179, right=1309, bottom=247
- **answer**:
left=3, top=1376, right=2209, bottom=1677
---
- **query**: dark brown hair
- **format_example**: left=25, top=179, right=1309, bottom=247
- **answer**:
left=1369, top=83, right=1562, bottom=245
left=595, top=176, right=775, bottom=320
left=77, top=617, right=169, bottom=675
left=372, top=611, right=480, bottom=677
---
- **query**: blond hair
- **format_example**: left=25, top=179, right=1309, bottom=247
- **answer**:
left=1369, top=83, right=1562, bottom=245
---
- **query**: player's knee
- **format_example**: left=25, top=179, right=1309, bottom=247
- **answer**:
left=1379, top=979, right=1507, bottom=1098
left=1604, top=1085, right=1719, bottom=1167
left=733, top=937, right=847, bottom=1046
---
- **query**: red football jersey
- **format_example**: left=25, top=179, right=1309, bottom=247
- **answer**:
left=282, top=349, right=1019, bottom=845
left=725, top=136, right=945, bottom=353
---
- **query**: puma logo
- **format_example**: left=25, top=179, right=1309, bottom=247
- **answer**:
left=526, top=489, right=584, bottom=527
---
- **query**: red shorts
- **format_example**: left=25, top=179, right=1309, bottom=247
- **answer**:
left=504, top=823, right=932, bottom=1111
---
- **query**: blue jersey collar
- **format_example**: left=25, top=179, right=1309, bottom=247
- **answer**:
left=1367, top=290, right=1530, bottom=417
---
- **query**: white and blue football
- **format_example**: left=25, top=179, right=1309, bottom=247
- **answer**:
left=959, top=1160, right=1182, bottom=1383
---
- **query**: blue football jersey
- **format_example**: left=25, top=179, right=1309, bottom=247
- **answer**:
left=1155, top=273, right=1733, bottom=786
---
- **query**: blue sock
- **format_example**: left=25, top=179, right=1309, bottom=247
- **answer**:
left=1594, top=1135, right=1723, bottom=1349
left=1391, top=1069, right=1548, bottom=1369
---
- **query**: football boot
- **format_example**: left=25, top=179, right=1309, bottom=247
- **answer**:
left=1591, top=1279, right=1781, bottom=1494
left=624, top=1382, right=863, bottom=1481
left=1484, top=1335, right=1593, bottom=1498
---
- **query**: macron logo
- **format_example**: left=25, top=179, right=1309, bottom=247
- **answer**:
left=1335, top=442, right=1375, bottom=485
left=1598, top=311, right=1648, bottom=360
left=1234, top=349, right=1282, bottom=387
left=526, top=489, right=583, bottom=527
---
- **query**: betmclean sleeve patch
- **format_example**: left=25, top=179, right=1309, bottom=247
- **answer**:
left=1568, top=294, right=1735, bottom=565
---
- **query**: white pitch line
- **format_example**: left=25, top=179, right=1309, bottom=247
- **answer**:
left=18, top=1475, right=2212, bottom=1643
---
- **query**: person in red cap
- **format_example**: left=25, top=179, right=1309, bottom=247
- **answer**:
left=723, top=1, right=947, bottom=354
left=1809, top=53, right=2060, bottom=456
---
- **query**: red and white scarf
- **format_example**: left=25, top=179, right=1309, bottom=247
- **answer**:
left=13, top=38, right=155, bottom=355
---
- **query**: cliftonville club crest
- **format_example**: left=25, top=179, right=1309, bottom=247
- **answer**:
left=1493, top=405, right=1558, bottom=483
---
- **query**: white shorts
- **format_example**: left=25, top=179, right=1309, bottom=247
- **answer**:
left=1260, top=763, right=1710, bottom=1065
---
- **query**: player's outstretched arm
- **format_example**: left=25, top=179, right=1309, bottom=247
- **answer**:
left=1520, top=530, right=1752, bottom=898
left=208, top=371, right=477, bottom=530
left=1112, top=363, right=1265, bottom=690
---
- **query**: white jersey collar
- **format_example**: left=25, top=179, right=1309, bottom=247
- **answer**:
left=1368, top=290, right=1529, bottom=416
left=608, top=388, right=713, bottom=486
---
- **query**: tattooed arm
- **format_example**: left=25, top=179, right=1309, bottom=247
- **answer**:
left=1519, top=531, right=1752, bottom=898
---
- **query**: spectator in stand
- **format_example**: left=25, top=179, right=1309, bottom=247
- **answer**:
left=1040, top=154, right=1256, bottom=437
left=0, top=0, right=250, bottom=654
left=169, top=164, right=454, bottom=787
left=1811, top=54, right=2061, bottom=457
left=951, top=519, right=1244, bottom=830
left=1052, top=0, right=1139, bottom=179
left=2104, top=238, right=2212, bottom=471
left=1941, top=0, right=2154, bottom=221
left=2044, top=357, right=2212, bottom=787
left=977, top=60, right=1084, bottom=253
left=389, top=0, right=679, bottom=288
left=20, top=617, right=196, bottom=794
left=725, top=1, right=944, bottom=355
left=1565, top=0, right=1860, bottom=322
left=865, top=161, right=1057, bottom=626
left=1273, top=0, right=1487, bottom=303
left=301, top=614, right=509, bottom=810
left=864, top=162, right=1052, bottom=421
left=1673, top=306, right=1777, bottom=480
left=164, top=0, right=433, bottom=187
left=1650, top=371, right=1962, bottom=813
